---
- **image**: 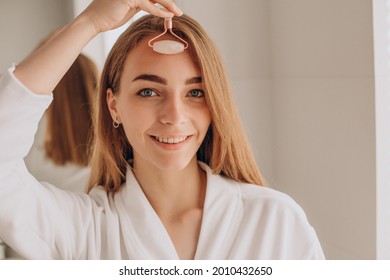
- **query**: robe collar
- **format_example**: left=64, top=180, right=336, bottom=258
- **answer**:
left=115, top=162, right=242, bottom=259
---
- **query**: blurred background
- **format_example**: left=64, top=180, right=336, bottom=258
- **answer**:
left=0, top=0, right=389, bottom=260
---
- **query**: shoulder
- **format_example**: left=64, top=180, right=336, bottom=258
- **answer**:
left=239, top=182, right=303, bottom=214
left=201, top=164, right=324, bottom=259
left=235, top=181, right=309, bottom=224
left=203, top=163, right=313, bottom=231
left=201, top=162, right=304, bottom=216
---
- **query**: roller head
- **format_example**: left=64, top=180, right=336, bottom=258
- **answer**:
left=151, top=40, right=185, bottom=55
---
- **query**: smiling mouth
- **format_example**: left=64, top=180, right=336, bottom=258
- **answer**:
left=152, top=135, right=190, bottom=144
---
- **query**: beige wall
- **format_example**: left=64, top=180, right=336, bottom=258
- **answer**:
left=269, top=0, right=376, bottom=259
left=0, top=0, right=73, bottom=73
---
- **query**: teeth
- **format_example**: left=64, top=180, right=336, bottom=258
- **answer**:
left=155, top=136, right=187, bottom=144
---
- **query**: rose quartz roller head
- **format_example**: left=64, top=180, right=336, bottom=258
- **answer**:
left=148, top=17, right=189, bottom=55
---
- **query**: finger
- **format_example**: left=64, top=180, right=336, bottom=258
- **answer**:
left=140, top=1, right=175, bottom=18
left=154, top=0, right=183, bottom=16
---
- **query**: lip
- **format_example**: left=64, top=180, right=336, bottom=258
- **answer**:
left=149, top=134, right=193, bottom=150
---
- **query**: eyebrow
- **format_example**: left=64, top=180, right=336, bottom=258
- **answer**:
left=132, top=74, right=202, bottom=85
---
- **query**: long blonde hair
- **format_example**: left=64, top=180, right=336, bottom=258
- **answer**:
left=88, top=14, right=265, bottom=192
left=45, top=54, right=98, bottom=166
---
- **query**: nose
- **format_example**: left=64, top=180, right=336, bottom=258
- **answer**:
left=159, top=94, right=187, bottom=125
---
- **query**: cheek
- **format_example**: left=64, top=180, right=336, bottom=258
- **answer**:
left=198, top=107, right=212, bottom=136
left=117, top=103, right=151, bottom=139
left=202, top=104, right=212, bottom=123
left=121, top=118, right=151, bottom=151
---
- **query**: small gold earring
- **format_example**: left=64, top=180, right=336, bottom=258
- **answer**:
left=113, top=116, right=120, bottom=128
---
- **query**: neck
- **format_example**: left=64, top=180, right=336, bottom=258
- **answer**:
left=132, top=157, right=207, bottom=219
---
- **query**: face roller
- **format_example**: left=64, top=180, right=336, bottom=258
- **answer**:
left=148, top=17, right=188, bottom=55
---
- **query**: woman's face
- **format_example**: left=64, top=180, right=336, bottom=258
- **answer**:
left=107, top=37, right=211, bottom=172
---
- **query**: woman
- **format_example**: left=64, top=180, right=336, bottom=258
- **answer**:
left=0, top=0, right=324, bottom=259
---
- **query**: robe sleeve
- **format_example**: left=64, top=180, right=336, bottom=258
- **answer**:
left=0, top=66, right=101, bottom=259
left=301, top=231, right=326, bottom=259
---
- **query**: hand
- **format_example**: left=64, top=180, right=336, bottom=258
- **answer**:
left=14, top=0, right=183, bottom=95
left=81, top=0, right=183, bottom=34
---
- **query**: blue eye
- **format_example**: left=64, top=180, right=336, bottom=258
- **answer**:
left=138, top=88, right=157, bottom=97
left=188, top=89, right=204, bottom=97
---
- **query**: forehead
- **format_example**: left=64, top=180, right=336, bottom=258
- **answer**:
left=121, top=36, right=200, bottom=82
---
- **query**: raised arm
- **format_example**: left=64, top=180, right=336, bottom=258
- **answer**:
left=14, top=0, right=182, bottom=95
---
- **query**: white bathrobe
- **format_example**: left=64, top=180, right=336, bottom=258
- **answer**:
left=0, top=66, right=324, bottom=260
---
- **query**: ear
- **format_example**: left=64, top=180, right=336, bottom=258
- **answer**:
left=106, top=88, right=119, bottom=120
